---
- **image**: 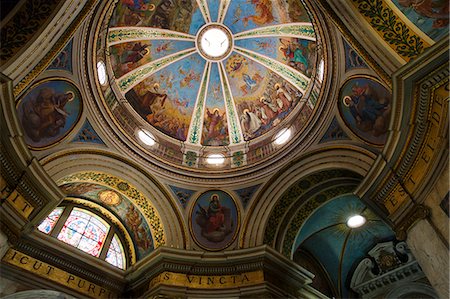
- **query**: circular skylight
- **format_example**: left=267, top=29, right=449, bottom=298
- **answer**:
left=97, top=61, right=107, bottom=85
left=206, top=154, right=225, bottom=165
left=197, top=24, right=233, bottom=61
left=346, top=215, right=366, bottom=228
left=200, top=28, right=229, bottom=57
left=274, top=128, right=292, bottom=145
left=137, top=129, right=156, bottom=146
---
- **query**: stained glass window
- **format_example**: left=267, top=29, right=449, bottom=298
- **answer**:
left=105, top=234, right=125, bottom=269
left=57, top=208, right=110, bottom=257
left=38, top=207, right=64, bottom=234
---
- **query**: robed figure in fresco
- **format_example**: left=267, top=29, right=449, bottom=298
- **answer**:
left=195, top=194, right=233, bottom=243
left=21, top=87, right=74, bottom=142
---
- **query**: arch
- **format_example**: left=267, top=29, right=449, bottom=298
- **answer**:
left=2, top=290, right=76, bottom=299
left=241, top=145, right=375, bottom=248
left=40, top=149, right=187, bottom=249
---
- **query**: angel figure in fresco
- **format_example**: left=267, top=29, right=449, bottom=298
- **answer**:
left=21, top=87, right=75, bottom=142
left=195, top=194, right=232, bottom=242
left=398, top=0, right=449, bottom=28
left=242, top=0, right=274, bottom=26
left=179, top=69, right=200, bottom=88
left=343, top=82, right=391, bottom=137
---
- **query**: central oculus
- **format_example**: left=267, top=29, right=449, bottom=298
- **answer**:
left=197, top=24, right=233, bottom=61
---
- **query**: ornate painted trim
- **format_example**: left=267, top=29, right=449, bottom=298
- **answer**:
left=234, top=23, right=316, bottom=41
left=217, top=0, right=231, bottom=24
left=187, top=62, right=210, bottom=144
left=57, top=172, right=166, bottom=248
left=350, top=0, right=429, bottom=61
left=107, top=27, right=195, bottom=46
left=195, top=0, right=212, bottom=23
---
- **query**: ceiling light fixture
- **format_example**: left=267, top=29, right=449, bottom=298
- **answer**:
left=346, top=215, right=366, bottom=228
left=273, top=128, right=292, bottom=145
left=206, top=153, right=225, bottom=165
left=137, top=129, right=156, bottom=146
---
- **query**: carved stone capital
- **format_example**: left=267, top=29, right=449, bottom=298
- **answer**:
left=395, top=204, right=430, bottom=240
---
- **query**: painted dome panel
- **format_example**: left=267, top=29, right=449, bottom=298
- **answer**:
left=125, top=53, right=206, bottom=141
left=202, top=63, right=229, bottom=146
left=109, top=40, right=195, bottom=78
left=206, top=0, right=220, bottom=22
left=224, top=53, right=307, bottom=140
left=235, top=37, right=317, bottom=78
left=110, top=0, right=199, bottom=33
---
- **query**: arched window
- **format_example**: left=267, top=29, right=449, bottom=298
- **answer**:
left=38, top=205, right=127, bottom=269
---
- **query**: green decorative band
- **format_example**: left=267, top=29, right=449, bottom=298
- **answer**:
left=57, top=172, right=165, bottom=248
left=235, top=46, right=309, bottom=92
left=196, top=0, right=211, bottom=23
left=108, top=27, right=195, bottom=46
left=219, top=62, right=242, bottom=144
left=350, top=0, right=428, bottom=61
left=188, top=62, right=210, bottom=144
left=117, top=48, right=196, bottom=93
left=217, top=0, right=231, bottom=23
left=234, top=23, right=316, bottom=40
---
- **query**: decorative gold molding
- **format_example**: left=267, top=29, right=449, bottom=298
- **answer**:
left=2, top=249, right=117, bottom=298
left=149, top=271, right=264, bottom=290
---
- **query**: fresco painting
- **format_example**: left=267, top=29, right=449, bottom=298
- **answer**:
left=48, top=39, right=73, bottom=72
left=206, top=0, right=220, bottom=22
left=339, top=78, right=392, bottom=145
left=17, top=79, right=82, bottom=149
left=236, top=37, right=317, bottom=77
left=109, top=39, right=194, bottom=78
left=202, top=63, right=229, bottom=146
left=188, top=5, right=206, bottom=35
left=225, top=53, right=304, bottom=140
left=190, top=190, right=239, bottom=250
left=224, top=0, right=278, bottom=33
left=343, top=41, right=367, bottom=71
left=60, top=182, right=154, bottom=259
left=109, top=0, right=197, bottom=33
left=126, top=54, right=205, bottom=141
left=391, top=0, right=448, bottom=41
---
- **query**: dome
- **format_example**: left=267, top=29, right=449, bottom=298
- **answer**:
left=93, top=0, right=326, bottom=172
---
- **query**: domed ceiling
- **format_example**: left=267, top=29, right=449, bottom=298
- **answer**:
left=97, top=0, right=325, bottom=170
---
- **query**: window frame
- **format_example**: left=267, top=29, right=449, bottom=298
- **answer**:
left=40, top=202, right=129, bottom=270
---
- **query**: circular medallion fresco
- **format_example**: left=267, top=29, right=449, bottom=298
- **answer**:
left=16, top=79, right=82, bottom=149
left=105, top=0, right=323, bottom=152
left=338, top=77, right=392, bottom=145
left=190, top=190, right=239, bottom=250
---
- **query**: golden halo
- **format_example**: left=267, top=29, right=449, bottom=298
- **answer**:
left=274, top=83, right=281, bottom=90
left=343, top=96, right=352, bottom=107
left=212, top=108, right=220, bottom=114
left=66, top=91, right=75, bottom=102
left=98, top=190, right=121, bottom=206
